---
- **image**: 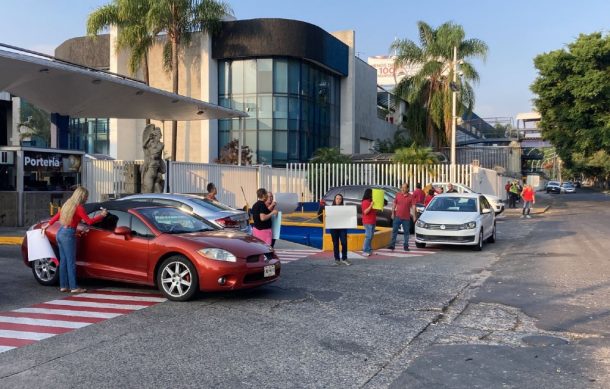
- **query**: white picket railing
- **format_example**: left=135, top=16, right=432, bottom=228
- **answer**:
left=85, top=160, right=474, bottom=206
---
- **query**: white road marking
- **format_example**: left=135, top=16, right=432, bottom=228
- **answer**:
left=44, top=299, right=150, bottom=310
left=0, top=316, right=91, bottom=329
left=15, top=308, right=123, bottom=319
left=0, top=329, right=56, bottom=341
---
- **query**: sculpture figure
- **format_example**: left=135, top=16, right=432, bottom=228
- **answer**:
left=141, top=124, right=166, bottom=193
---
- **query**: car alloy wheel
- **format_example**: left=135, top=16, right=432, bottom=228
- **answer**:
left=473, top=230, right=483, bottom=251
left=158, top=256, right=199, bottom=301
left=32, top=258, right=59, bottom=286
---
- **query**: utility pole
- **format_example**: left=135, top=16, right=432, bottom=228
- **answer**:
left=450, top=46, right=458, bottom=182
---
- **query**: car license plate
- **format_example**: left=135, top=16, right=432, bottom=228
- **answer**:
left=263, top=265, right=275, bottom=277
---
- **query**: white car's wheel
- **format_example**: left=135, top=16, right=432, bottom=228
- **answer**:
left=473, top=230, right=483, bottom=251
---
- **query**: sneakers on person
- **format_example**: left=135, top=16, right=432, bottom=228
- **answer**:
left=362, top=252, right=370, bottom=257
left=526, top=215, right=532, bottom=219
left=340, top=260, right=352, bottom=266
left=403, top=247, right=410, bottom=252
left=388, top=246, right=395, bottom=251
left=520, top=215, right=525, bottom=218
left=70, top=288, right=87, bottom=293
left=333, top=260, right=340, bottom=266
left=59, top=288, right=68, bottom=293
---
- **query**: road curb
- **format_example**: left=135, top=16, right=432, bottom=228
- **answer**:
left=0, top=237, right=23, bottom=245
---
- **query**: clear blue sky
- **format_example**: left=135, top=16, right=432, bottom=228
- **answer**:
left=1, top=0, right=609, bottom=120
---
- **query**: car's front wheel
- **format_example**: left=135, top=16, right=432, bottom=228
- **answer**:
left=473, top=230, right=484, bottom=251
left=157, top=256, right=199, bottom=301
left=32, top=258, right=59, bottom=286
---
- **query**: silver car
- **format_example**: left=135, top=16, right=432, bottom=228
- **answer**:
left=119, top=193, right=251, bottom=233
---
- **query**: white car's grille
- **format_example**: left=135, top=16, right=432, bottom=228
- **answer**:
left=425, top=224, right=461, bottom=231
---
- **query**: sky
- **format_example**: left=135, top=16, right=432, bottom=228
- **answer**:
left=1, top=0, right=609, bottom=121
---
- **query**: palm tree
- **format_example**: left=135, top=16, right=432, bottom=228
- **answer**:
left=392, top=144, right=438, bottom=166
left=18, top=105, right=51, bottom=147
left=310, top=147, right=351, bottom=164
left=391, top=21, right=488, bottom=148
left=147, top=0, right=233, bottom=161
left=87, top=0, right=154, bottom=86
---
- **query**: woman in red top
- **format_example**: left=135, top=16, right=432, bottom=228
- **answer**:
left=424, top=188, right=436, bottom=207
left=361, top=188, right=377, bottom=256
left=42, top=187, right=107, bottom=293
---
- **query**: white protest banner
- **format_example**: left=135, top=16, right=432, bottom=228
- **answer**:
left=273, top=193, right=298, bottom=214
left=26, top=230, right=56, bottom=262
left=324, top=205, right=358, bottom=229
left=272, top=211, right=282, bottom=240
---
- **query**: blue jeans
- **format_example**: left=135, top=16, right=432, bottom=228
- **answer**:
left=57, top=226, right=78, bottom=289
left=523, top=201, right=533, bottom=215
left=390, top=217, right=411, bottom=249
left=363, top=224, right=374, bottom=254
left=330, top=229, right=348, bottom=260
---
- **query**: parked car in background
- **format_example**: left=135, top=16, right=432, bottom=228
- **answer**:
left=545, top=181, right=562, bottom=194
left=415, top=193, right=496, bottom=251
left=120, top=193, right=251, bottom=233
left=22, top=201, right=280, bottom=301
left=561, top=182, right=576, bottom=193
left=318, top=185, right=420, bottom=233
left=431, top=182, right=504, bottom=214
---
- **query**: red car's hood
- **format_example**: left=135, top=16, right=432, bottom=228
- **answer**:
left=176, top=230, right=271, bottom=257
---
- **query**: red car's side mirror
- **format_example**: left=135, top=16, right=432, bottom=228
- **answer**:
left=114, top=226, right=132, bottom=238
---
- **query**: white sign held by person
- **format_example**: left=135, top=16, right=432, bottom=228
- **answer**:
left=26, top=230, right=57, bottom=262
left=325, top=205, right=358, bottom=229
left=273, top=193, right=298, bottom=214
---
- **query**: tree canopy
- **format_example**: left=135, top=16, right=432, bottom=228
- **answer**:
left=531, top=32, right=610, bottom=185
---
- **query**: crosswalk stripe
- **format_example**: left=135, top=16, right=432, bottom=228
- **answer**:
left=0, top=329, right=56, bottom=341
left=65, top=296, right=159, bottom=306
left=0, top=316, right=91, bottom=329
left=0, top=337, right=36, bottom=347
left=0, top=311, right=105, bottom=323
left=76, top=293, right=166, bottom=303
left=43, top=299, right=150, bottom=311
left=373, top=252, right=424, bottom=258
left=15, top=307, right=123, bottom=319
left=0, top=346, right=15, bottom=353
left=0, top=322, right=73, bottom=334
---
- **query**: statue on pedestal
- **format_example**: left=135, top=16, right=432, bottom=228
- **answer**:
left=141, top=124, right=166, bottom=193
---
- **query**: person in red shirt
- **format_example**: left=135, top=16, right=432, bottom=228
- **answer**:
left=412, top=182, right=425, bottom=204
left=424, top=188, right=436, bottom=207
left=361, top=188, right=377, bottom=256
left=389, top=182, right=417, bottom=251
left=520, top=184, right=536, bottom=218
left=42, top=187, right=107, bottom=293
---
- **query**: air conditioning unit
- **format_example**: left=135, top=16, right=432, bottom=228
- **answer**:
left=0, top=151, right=14, bottom=165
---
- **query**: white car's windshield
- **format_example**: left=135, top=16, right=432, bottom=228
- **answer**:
left=427, top=197, right=478, bottom=212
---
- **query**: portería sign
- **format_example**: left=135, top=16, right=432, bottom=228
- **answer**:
left=24, top=155, right=61, bottom=168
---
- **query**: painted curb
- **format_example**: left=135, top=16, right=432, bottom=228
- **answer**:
left=0, top=237, right=23, bottom=245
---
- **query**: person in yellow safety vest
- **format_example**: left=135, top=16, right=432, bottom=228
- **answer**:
left=509, top=181, right=520, bottom=209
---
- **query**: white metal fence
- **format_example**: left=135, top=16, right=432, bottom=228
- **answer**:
left=85, top=160, right=474, bottom=207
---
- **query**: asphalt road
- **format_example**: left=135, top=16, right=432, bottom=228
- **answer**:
left=0, top=190, right=608, bottom=388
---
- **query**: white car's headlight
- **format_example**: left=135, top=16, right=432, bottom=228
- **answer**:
left=459, top=221, right=477, bottom=230
left=416, top=220, right=428, bottom=228
left=197, top=248, right=237, bottom=262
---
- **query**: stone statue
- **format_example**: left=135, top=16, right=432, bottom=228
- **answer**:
left=141, top=124, right=166, bottom=193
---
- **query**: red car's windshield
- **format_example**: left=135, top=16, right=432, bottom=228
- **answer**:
left=138, top=207, right=219, bottom=234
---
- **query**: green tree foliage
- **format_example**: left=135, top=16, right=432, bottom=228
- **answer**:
left=373, top=128, right=411, bottom=153
left=309, top=147, right=351, bottom=163
left=391, top=21, right=487, bottom=147
left=147, top=0, right=232, bottom=160
left=531, top=32, right=610, bottom=185
left=19, top=103, right=51, bottom=147
left=392, top=144, right=438, bottom=165
left=87, top=0, right=153, bottom=84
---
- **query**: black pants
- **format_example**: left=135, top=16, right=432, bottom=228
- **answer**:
left=330, top=229, right=348, bottom=260
left=509, top=192, right=517, bottom=208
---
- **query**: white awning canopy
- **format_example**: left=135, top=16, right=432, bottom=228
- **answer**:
left=0, top=48, right=246, bottom=121
left=515, top=112, right=541, bottom=122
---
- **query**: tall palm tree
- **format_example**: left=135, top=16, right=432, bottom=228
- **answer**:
left=391, top=21, right=488, bottom=148
left=392, top=144, right=438, bottom=166
left=87, top=0, right=154, bottom=86
left=147, top=0, right=232, bottom=161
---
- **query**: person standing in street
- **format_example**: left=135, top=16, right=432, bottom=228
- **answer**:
left=329, top=194, right=350, bottom=266
left=42, top=186, right=107, bottom=293
left=251, top=188, right=278, bottom=245
left=412, top=182, right=425, bottom=204
left=265, top=191, right=278, bottom=247
left=206, top=182, right=218, bottom=201
left=521, top=184, right=536, bottom=218
left=509, top=181, right=520, bottom=208
left=361, top=188, right=377, bottom=257
left=505, top=181, right=511, bottom=202
left=388, top=182, right=417, bottom=251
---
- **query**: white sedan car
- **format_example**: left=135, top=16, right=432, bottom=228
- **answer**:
left=415, top=193, right=496, bottom=251
left=431, top=182, right=505, bottom=215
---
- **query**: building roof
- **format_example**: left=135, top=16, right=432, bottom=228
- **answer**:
left=0, top=46, right=247, bottom=121
left=515, top=112, right=541, bottom=122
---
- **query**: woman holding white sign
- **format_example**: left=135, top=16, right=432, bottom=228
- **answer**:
left=329, top=194, right=351, bottom=266
left=42, top=186, right=107, bottom=293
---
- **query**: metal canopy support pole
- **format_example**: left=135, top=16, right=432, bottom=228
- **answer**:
left=238, top=116, right=244, bottom=166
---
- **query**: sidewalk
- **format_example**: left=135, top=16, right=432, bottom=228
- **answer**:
left=500, top=191, right=553, bottom=217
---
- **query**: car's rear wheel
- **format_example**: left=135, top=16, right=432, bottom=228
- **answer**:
left=32, top=258, right=59, bottom=286
left=487, top=224, right=496, bottom=243
left=415, top=242, right=426, bottom=249
left=157, top=256, right=199, bottom=301
left=473, top=230, right=484, bottom=251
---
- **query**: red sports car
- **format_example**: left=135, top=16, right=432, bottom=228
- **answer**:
left=21, top=201, right=281, bottom=301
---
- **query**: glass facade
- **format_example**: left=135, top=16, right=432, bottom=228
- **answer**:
left=67, top=118, right=110, bottom=155
left=218, top=58, right=341, bottom=166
